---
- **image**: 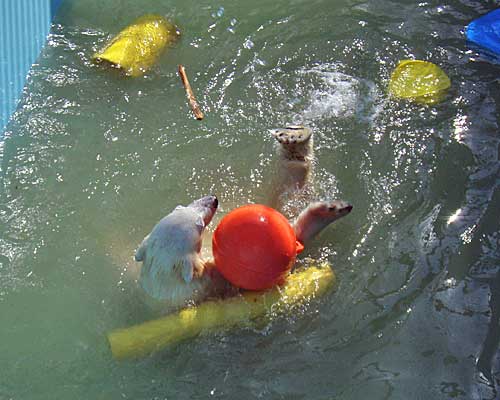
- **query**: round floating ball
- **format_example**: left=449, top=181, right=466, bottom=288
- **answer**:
left=389, top=60, right=451, bottom=104
left=212, top=204, right=304, bottom=291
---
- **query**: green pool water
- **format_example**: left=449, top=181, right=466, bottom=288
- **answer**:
left=1, top=0, right=499, bottom=399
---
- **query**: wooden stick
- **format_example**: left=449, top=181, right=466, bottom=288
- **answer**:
left=178, top=64, right=204, bottom=120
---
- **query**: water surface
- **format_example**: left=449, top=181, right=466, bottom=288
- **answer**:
left=1, top=0, right=499, bottom=399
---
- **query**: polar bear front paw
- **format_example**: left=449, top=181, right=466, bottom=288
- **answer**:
left=272, top=125, right=312, bottom=146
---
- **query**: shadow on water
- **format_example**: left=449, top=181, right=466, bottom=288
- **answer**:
left=0, top=0, right=499, bottom=399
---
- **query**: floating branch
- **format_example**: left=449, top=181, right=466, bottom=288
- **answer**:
left=178, top=64, right=204, bottom=120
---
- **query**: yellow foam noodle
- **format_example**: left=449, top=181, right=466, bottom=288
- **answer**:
left=92, top=14, right=180, bottom=77
left=108, top=265, right=335, bottom=359
left=388, top=60, right=451, bottom=104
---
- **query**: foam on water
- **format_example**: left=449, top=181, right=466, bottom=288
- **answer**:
left=300, top=64, right=382, bottom=123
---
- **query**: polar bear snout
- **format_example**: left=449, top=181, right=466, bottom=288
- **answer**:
left=313, top=200, right=353, bottom=219
left=189, top=195, right=219, bottom=226
left=327, top=200, right=353, bottom=216
left=189, top=195, right=218, bottom=209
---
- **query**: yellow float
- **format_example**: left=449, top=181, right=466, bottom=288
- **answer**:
left=388, top=60, right=451, bottom=105
left=108, top=265, right=335, bottom=359
left=92, top=14, right=180, bottom=77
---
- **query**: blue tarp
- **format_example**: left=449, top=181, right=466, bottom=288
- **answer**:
left=466, top=9, right=500, bottom=60
left=0, top=0, right=63, bottom=133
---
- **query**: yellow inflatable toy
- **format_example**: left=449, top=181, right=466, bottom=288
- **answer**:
left=108, top=265, right=335, bottom=359
left=93, top=14, right=180, bottom=77
left=389, top=60, right=451, bottom=105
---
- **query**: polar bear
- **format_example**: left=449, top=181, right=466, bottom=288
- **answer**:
left=135, top=126, right=352, bottom=311
left=135, top=195, right=227, bottom=310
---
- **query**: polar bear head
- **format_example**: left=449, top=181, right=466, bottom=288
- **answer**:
left=135, top=195, right=218, bottom=302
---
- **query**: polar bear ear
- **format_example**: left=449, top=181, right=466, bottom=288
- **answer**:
left=195, top=215, right=205, bottom=231
left=134, top=234, right=150, bottom=262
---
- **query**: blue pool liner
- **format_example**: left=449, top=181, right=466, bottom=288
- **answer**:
left=466, top=8, right=500, bottom=62
left=0, top=0, right=64, bottom=133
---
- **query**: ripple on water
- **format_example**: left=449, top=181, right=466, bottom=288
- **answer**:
left=0, top=0, right=500, bottom=398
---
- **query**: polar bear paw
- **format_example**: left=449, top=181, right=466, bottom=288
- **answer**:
left=272, top=125, right=312, bottom=146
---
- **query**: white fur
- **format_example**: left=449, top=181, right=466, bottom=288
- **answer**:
left=136, top=204, right=215, bottom=310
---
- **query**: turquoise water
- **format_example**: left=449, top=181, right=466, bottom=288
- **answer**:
left=1, top=0, right=500, bottom=399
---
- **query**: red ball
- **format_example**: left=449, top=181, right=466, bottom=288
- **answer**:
left=212, top=204, right=303, bottom=291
